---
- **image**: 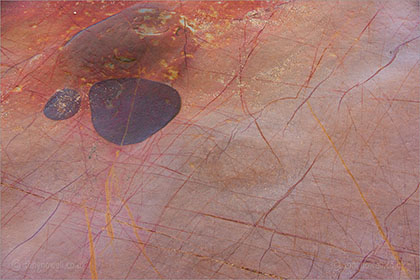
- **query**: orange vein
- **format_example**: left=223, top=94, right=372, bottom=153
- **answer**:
left=111, top=171, right=162, bottom=278
left=307, top=101, right=410, bottom=277
left=104, top=151, right=120, bottom=240
left=84, top=205, right=98, bottom=280
left=125, top=204, right=163, bottom=278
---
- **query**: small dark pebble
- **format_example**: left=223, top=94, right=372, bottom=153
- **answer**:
left=43, top=88, right=81, bottom=120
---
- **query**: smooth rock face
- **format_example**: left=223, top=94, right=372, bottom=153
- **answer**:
left=43, top=88, right=81, bottom=120
left=89, top=78, right=181, bottom=145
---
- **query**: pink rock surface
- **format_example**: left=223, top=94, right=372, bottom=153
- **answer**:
left=1, top=1, right=419, bottom=279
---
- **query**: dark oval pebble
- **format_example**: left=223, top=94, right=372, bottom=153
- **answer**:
left=89, top=78, right=181, bottom=145
left=43, top=88, right=81, bottom=120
